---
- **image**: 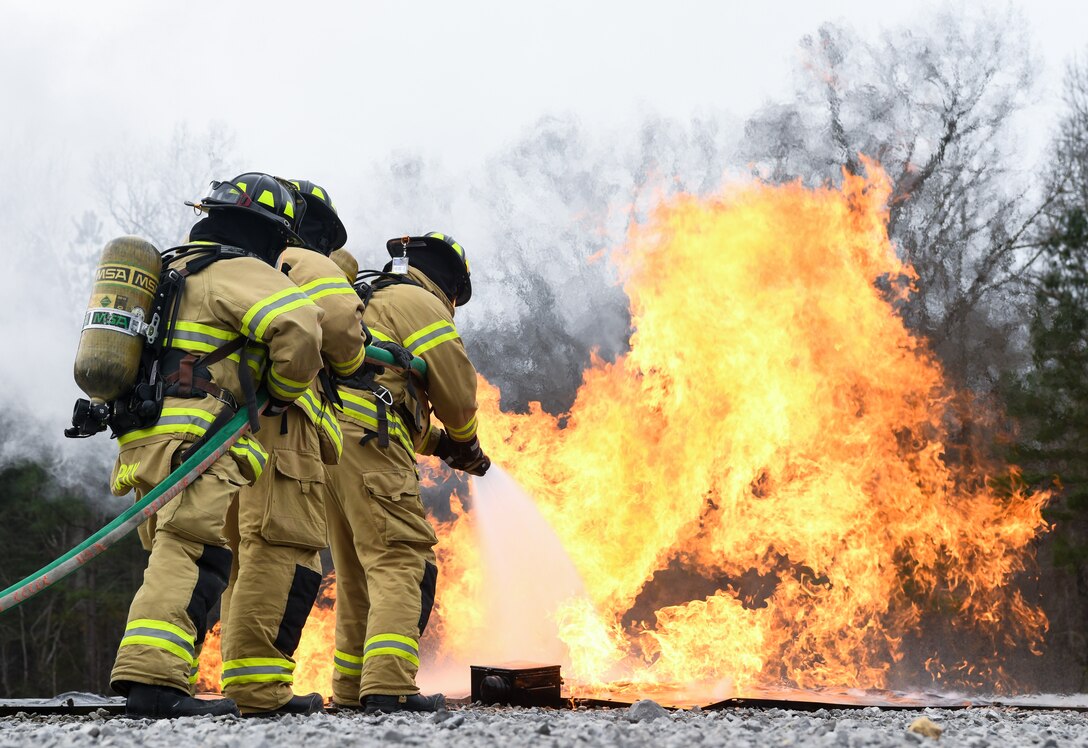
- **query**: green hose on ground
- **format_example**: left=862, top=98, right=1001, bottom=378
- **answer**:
left=0, top=345, right=424, bottom=614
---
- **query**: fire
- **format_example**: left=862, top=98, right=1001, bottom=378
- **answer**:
left=430, top=159, right=1049, bottom=695
left=200, top=160, right=1049, bottom=699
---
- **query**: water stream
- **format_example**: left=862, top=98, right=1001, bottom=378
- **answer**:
left=419, top=465, right=589, bottom=696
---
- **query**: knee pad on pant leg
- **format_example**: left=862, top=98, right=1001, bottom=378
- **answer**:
left=273, top=564, right=322, bottom=655
left=187, top=544, right=232, bottom=645
left=419, top=561, right=438, bottom=635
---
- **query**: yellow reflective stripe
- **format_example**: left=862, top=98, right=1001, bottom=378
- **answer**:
left=241, top=287, right=314, bottom=340
left=119, top=635, right=195, bottom=664
left=403, top=320, right=451, bottom=348
left=257, top=189, right=275, bottom=208
left=119, top=619, right=196, bottom=665
left=330, top=342, right=366, bottom=376
left=172, top=321, right=236, bottom=341
left=447, top=414, right=478, bottom=441
left=221, top=656, right=296, bottom=687
left=168, top=338, right=218, bottom=354
left=116, top=407, right=219, bottom=447
left=334, top=649, right=363, bottom=676
left=335, top=390, right=414, bottom=455
left=223, top=657, right=296, bottom=669
left=308, top=285, right=357, bottom=301
left=370, top=329, right=395, bottom=343
left=296, top=390, right=344, bottom=457
left=411, top=330, right=459, bottom=356
left=189, top=664, right=199, bottom=684
left=361, top=647, right=419, bottom=665
left=403, top=320, right=459, bottom=356
left=127, top=618, right=195, bottom=644
left=335, top=649, right=363, bottom=664
left=300, top=276, right=357, bottom=302
left=266, top=365, right=310, bottom=400
left=117, top=422, right=205, bottom=446
left=364, top=633, right=418, bottom=650
left=230, top=436, right=269, bottom=480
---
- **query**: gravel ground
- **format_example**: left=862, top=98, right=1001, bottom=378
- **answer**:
left=1, top=701, right=1087, bottom=747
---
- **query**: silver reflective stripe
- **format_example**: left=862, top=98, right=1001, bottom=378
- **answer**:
left=245, top=291, right=310, bottom=340
left=336, top=396, right=412, bottom=447
left=363, top=639, right=418, bottom=658
left=168, top=328, right=238, bottom=350
left=334, top=656, right=362, bottom=672
left=157, top=412, right=214, bottom=429
left=222, top=664, right=293, bottom=679
left=125, top=627, right=195, bottom=658
left=231, top=439, right=268, bottom=470
left=406, top=324, right=457, bottom=355
left=267, top=368, right=310, bottom=397
left=303, top=279, right=352, bottom=297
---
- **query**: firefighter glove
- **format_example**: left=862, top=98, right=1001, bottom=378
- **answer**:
left=373, top=340, right=415, bottom=370
left=365, top=340, right=415, bottom=376
left=261, top=395, right=292, bottom=416
left=435, top=431, right=490, bottom=476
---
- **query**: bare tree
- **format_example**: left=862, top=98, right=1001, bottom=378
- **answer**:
left=739, top=10, right=1049, bottom=390
left=90, top=121, right=239, bottom=251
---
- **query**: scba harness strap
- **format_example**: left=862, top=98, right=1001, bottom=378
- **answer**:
left=339, top=270, right=426, bottom=450
left=111, top=244, right=263, bottom=448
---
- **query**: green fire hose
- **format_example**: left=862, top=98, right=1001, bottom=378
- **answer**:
left=0, top=345, right=426, bottom=614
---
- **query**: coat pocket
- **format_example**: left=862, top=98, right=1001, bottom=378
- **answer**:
left=259, top=449, right=330, bottom=550
left=362, top=470, right=437, bottom=548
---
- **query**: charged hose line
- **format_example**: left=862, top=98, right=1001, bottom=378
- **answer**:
left=0, top=345, right=425, bottom=614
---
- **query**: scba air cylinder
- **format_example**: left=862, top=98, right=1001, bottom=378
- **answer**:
left=73, top=236, right=162, bottom=404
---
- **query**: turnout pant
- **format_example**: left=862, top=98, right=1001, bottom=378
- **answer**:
left=325, top=420, right=438, bottom=706
left=110, top=439, right=247, bottom=696
left=220, top=407, right=329, bottom=712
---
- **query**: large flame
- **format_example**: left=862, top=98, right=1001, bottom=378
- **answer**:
left=200, top=161, right=1049, bottom=698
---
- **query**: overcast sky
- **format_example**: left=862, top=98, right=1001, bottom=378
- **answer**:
left=3, top=1, right=1083, bottom=186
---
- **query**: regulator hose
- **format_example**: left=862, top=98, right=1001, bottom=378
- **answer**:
left=0, top=344, right=425, bottom=614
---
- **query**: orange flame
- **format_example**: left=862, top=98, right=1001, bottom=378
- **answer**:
left=198, top=574, right=338, bottom=695
left=201, top=161, right=1049, bottom=699
left=430, top=159, right=1050, bottom=695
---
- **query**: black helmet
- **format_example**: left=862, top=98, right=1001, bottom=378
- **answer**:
left=288, top=179, right=348, bottom=254
left=386, top=232, right=472, bottom=305
left=189, top=172, right=304, bottom=246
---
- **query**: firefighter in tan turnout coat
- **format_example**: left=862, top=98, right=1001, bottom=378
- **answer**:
left=108, top=173, right=324, bottom=719
left=326, top=232, right=490, bottom=713
left=219, top=179, right=369, bottom=716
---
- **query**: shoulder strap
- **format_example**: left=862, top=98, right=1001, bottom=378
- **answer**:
left=353, top=270, right=424, bottom=309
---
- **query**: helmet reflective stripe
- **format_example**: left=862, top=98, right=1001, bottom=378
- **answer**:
left=424, top=232, right=469, bottom=271
left=290, top=179, right=336, bottom=212
left=200, top=173, right=304, bottom=246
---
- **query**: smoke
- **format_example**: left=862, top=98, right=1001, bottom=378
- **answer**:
left=344, top=113, right=742, bottom=413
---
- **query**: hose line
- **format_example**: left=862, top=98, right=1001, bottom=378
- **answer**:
left=0, top=344, right=425, bottom=613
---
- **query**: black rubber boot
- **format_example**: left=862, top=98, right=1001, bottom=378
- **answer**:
left=363, top=692, right=446, bottom=714
left=242, top=692, right=325, bottom=718
left=125, top=684, right=240, bottom=719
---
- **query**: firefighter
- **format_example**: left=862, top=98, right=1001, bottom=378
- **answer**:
left=109, top=173, right=325, bottom=719
left=325, top=232, right=489, bottom=713
left=219, top=179, right=370, bottom=716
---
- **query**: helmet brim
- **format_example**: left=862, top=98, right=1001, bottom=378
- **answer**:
left=300, top=195, right=348, bottom=252
left=200, top=202, right=305, bottom=246
left=386, top=235, right=472, bottom=305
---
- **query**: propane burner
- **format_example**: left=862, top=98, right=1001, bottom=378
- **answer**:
left=470, top=662, right=563, bottom=707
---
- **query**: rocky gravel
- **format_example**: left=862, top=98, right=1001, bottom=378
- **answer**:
left=1, top=701, right=1087, bottom=747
